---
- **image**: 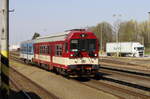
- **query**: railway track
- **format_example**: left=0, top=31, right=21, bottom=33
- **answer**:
left=10, top=53, right=150, bottom=78
left=10, top=53, right=150, bottom=99
left=100, top=66, right=150, bottom=81
left=100, top=69, right=150, bottom=89
left=10, top=64, right=58, bottom=99
left=73, top=68, right=150, bottom=98
left=10, top=77, right=32, bottom=99
left=100, top=57, right=150, bottom=72
left=100, top=65, right=150, bottom=77
left=75, top=79, right=150, bottom=99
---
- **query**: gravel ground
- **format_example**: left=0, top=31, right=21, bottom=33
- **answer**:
left=100, top=56, right=150, bottom=71
left=10, top=60, right=119, bottom=99
left=100, top=56, right=150, bottom=66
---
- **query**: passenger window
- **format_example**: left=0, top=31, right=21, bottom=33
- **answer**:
left=40, top=46, right=42, bottom=54
left=55, top=44, right=62, bottom=56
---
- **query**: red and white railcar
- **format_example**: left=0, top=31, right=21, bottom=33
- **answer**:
left=33, top=29, right=100, bottom=77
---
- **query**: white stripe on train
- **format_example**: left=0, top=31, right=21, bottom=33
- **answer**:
left=35, top=54, right=98, bottom=66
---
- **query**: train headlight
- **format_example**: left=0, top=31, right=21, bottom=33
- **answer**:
left=70, top=54, right=73, bottom=57
left=94, top=54, right=97, bottom=57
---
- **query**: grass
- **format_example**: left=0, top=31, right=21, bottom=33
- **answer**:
left=145, top=47, right=150, bottom=55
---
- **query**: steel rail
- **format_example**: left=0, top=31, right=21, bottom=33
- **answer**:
left=100, top=66, right=150, bottom=77
left=10, top=66, right=59, bottom=99
left=10, top=53, right=150, bottom=99
left=100, top=69, right=150, bottom=83
left=10, top=76, right=32, bottom=99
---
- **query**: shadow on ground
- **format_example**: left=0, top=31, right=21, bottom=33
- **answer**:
left=96, top=72, right=150, bottom=92
left=0, top=88, right=42, bottom=99
left=74, top=72, right=112, bottom=82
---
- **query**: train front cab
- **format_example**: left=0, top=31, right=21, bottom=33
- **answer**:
left=32, top=30, right=100, bottom=78
left=63, top=31, right=100, bottom=77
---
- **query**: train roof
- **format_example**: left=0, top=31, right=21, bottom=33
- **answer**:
left=36, top=31, right=69, bottom=39
left=20, top=40, right=34, bottom=45
left=20, top=29, right=92, bottom=44
left=34, top=31, right=70, bottom=43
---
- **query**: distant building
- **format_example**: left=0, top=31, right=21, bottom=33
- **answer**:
left=9, top=44, right=20, bottom=51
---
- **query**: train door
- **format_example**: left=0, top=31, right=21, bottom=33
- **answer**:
left=49, top=44, right=53, bottom=70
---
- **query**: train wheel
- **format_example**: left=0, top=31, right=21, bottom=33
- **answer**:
left=23, top=59, right=26, bottom=63
left=43, top=64, right=49, bottom=70
left=64, top=70, right=70, bottom=79
left=46, top=65, right=49, bottom=70
left=55, top=67, right=60, bottom=75
left=58, top=68, right=62, bottom=75
left=24, top=59, right=29, bottom=64
left=59, top=68, right=64, bottom=75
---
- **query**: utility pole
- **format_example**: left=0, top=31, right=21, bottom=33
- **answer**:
left=113, top=14, right=122, bottom=57
left=1, top=0, right=9, bottom=98
left=148, top=12, right=150, bottom=44
left=148, top=12, right=150, bottom=21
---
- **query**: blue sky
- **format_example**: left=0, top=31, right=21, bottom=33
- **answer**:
left=6, top=0, right=150, bottom=44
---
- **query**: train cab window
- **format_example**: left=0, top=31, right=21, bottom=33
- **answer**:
left=70, top=39, right=79, bottom=51
left=70, top=39, right=96, bottom=52
left=65, top=43, right=68, bottom=52
left=79, top=39, right=87, bottom=51
left=88, top=39, right=96, bottom=51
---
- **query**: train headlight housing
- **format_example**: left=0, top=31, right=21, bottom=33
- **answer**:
left=68, top=65, right=77, bottom=69
left=94, top=54, right=97, bottom=57
left=69, top=53, right=75, bottom=58
left=70, top=54, right=74, bottom=57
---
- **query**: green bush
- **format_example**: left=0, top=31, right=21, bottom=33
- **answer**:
left=145, top=47, right=150, bottom=55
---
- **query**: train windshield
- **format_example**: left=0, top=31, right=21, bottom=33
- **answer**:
left=70, top=39, right=96, bottom=52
